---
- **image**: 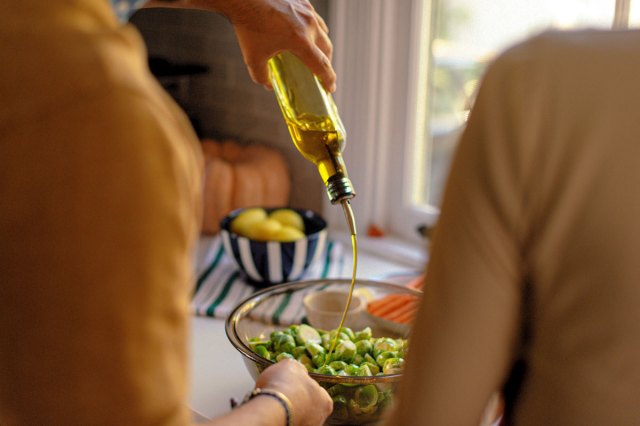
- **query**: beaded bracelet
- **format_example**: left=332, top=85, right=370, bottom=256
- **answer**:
left=230, top=387, right=293, bottom=426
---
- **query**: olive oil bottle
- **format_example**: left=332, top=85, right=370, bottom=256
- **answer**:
left=268, top=52, right=355, bottom=209
left=268, top=51, right=358, bottom=358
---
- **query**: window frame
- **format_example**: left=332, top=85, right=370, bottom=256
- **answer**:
left=324, top=0, right=435, bottom=266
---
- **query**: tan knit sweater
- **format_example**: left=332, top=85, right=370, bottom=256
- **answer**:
left=387, top=29, right=640, bottom=426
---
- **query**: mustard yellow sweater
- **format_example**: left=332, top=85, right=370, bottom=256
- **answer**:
left=0, top=1, right=202, bottom=424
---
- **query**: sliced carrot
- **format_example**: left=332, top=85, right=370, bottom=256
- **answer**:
left=366, top=294, right=407, bottom=314
left=384, top=300, right=418, bottom=322
left=367, top=294, right=415, bottom=317
left=394, top=307, right=417, bottom=324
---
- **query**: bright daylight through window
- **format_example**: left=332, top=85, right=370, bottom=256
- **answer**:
left=423, top=0, right=625, bottom=206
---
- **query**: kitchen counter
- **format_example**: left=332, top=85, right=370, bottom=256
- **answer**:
left=188, top=248, right=419, bottom=421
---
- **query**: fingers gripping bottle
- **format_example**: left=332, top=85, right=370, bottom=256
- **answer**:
left=267, top=51, right=357, bottom=236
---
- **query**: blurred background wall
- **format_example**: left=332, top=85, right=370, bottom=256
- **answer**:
left=130, top=1, right=330, bottom=212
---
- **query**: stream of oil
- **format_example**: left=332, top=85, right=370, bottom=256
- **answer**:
left=324, top=233, right=357, bottom=363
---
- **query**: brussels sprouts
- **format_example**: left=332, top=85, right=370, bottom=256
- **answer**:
left=254, top=345, right=271, bottom=360
left=312, top=352, right=326, bottom=368
left=321, top=333, right=333, bottom=351
left=352, top=354, right=365, bottom=366
left=344, top=364, right=360, bottom=376
left=334, top=340, right=357, bottom=363
left=363, top=353, right=377, bottom=365
left=316, top=365, right=337, bottom=376
left=323, top=330, right=351, bottom=349
left=377, top=389, right=394, bottom=411
left=323, top=351, right=340, bottom=365
left=327, top=384, right=347, bottom=397
left=382, top=358, right=405, bottom=375
left=295, top=324, right=322, bottom=346
left=348, top=385, right=379, bottom=416
left=341, top=327, right=356, bottom=341
left=297, top=354, right=314, bottom=371
left=329, top=360, right=349, bottom=371
left=354, top=327, right=372, bottom=341
left=355, top=339, right=373, bottom=356
left=248, top=337, right=271, bottom=350
left=305, top=342, right=325, bottom=357
left=373, top=338, right=398, bottom=358
left=292, top=345, right=307, bottom=359
left=376, top=351, right=397, bottom=367
left=249, top=324, right=408, bottom=423
left=276, top=352, right=294, bottom=362
left=362, top=361, right=380, bottom=376
left=357, top=363, right=373, bottom=377
left=272, top=332, right=296, bottom=354
left=354, top=384, right=379, bottom=410
left=396, top=338, right=408, bottom=358
left=332, top=395, right=349, bottom=420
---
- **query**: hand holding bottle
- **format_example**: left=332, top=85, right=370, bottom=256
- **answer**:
left=145, top=0, right=336, bottom=92
left=223, top=0, right=336, bottom=92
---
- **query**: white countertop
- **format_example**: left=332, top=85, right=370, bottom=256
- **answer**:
left=188, top=249, right=419, bottom=421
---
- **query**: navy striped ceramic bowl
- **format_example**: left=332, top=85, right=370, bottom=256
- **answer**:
left=220, top=207, right=328, bottom=287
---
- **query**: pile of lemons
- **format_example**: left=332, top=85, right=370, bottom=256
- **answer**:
left=231, top=208, right=306, bottom=242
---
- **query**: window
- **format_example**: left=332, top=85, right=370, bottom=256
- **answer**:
left=327, top=0, right=634, bottom=262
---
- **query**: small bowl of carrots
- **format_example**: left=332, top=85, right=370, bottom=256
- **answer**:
left=364, top=274, right=424, bottom=334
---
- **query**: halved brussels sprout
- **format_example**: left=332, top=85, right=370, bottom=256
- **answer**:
left=276, top=352, right=294, bottom=362
left=373, top=338, right=398, bottom=358
left=332, top=394, right=349, bottom=420
left=295, top=324, right=322, bottom=346
left=382, top=357, right=405, bottom=375
left=316, top=365, right=337, bottom=376
left=334, top=340, right=357, bottom=363
left=329, top=360, right=349, bottom=371
left=376, top=351, right=397, bottom=367
left=272, top=332, right=296, bottom=354
left=354, top=327, right=372, bottom=341
left=356, top=339, right=373, bottom=356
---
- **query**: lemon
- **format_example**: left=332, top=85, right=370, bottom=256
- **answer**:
left=247, top=218, right=283, bottom=241
left=269, top=209, right=305, bottom=232
left=272, top=225, right=305, bottom=242
left=231, top=208, right=267, bottom=237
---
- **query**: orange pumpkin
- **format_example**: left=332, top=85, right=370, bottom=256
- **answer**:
left=200, top=139, right=291, bottom=234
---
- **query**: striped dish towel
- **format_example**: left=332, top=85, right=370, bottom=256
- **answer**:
left=191, top=235, right=346, bottom=322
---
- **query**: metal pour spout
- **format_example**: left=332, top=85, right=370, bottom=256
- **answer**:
left=340, top=199, right=357, bottom=236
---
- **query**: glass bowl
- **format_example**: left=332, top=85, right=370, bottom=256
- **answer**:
left=225, top=278, right=422, bottom=425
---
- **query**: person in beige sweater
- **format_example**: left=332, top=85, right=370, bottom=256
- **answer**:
left=0, top=0, right=332, bottom=425
left=385, top=29, right=640, bottom=425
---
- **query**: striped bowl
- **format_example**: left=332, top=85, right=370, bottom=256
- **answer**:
left=220, top=207, right=328, bottom=287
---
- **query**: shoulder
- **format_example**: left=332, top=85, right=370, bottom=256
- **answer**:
left=488, top=29, right=640, bottom=80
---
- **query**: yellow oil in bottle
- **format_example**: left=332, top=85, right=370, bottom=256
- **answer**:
left=284, top=120, right=347, bottom=185
left=268, top=51, right=358, bottom=363
left=268, top=52, right=354, bottom=203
